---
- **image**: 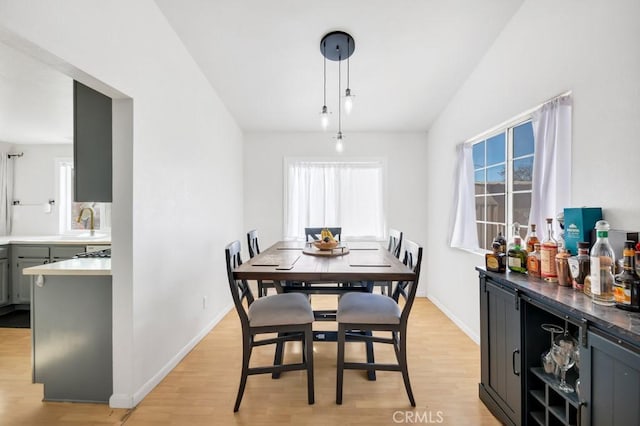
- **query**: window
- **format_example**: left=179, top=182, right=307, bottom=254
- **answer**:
left=472, top=120, right=534, bottom=250
left=57, top=159, right=111, bottom=234
left=284, top=159, right=385, bottom=241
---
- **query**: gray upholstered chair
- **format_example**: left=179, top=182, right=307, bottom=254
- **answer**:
left=304, top=227, right=342, bottom=242
left=374, top=228, right=403, bottom=296
left=225, top=240, right=315, bottom=412
left=246, top=229, right=275, bottom=297
left=335, top=238, right=422, bottom=406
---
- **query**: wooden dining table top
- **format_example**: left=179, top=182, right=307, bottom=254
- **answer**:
left=233, top=241, right=416, bottom=282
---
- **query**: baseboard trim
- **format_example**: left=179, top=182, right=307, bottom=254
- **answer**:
left=426, top=294, right=480, bottom=344
left=109, top=303, right=234, bottom=409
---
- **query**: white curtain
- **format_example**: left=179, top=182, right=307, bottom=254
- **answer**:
left=448, top=143, right=479, bottom=250
left=529, top=95, right=572, bottom=237
left=284, top=161, right=384, bottom=240
left=0, top=154, right=13, bottom=235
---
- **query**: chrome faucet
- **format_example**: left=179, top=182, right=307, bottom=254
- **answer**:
left=76, top=207, right=95, bottom=236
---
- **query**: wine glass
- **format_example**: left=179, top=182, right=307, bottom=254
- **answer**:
left=541, top=324, right=564, bottom=374
left=551, top=331, right=578, bottom=393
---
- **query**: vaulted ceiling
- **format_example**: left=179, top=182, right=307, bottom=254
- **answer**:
left=0, top=1, right=523, bottom=144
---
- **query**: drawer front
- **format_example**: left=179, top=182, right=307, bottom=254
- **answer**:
left=0, top=246, right=8, bottom=259
left=15, top=246, right=50, bottom=258
left=51, top=246, right=86, bottom=259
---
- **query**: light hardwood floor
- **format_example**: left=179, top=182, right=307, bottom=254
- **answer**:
left=0, top=297, right=499, bottom=425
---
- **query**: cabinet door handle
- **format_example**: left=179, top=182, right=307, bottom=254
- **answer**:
left=512, top=349, right=520, bottom=376
left=577, top=401, right=584, bottom=425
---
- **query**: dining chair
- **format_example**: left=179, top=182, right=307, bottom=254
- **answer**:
left=335, top=238, right=422, bottom=406
left=246, top=229, right=275, bottom=297
left=374, top=228, right=403, bottom=296
left=225, top=240, right=315, bottom=412
left=304, top=227, right=342, bottom=242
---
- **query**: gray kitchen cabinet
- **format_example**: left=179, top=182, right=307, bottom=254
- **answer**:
left=0, top=246, right=10, bottom=307
left=12, top=246, right=49, bottom=305
left=479, top=275, right=522, bottom=426
left=580, top=330, right=640, bottom=426
left=11, top=244, right=85, bottom=304
left=73, top=80, right=112, bottom=202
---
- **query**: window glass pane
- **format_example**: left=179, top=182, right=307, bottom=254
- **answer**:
left=477, top=223, right=487, bottom=251
left=513, top=157, right=533, bottom=191
left=475, top=196, right=485, bottom=221
left=474, top=169, right=485, bottom=195
left=472, top=141, right=485, bottom=169
left=486, top=223, right=501, bottom=246
left=486, top=165, right=505, bottom=194
left=514, top=121, right=534, bottom=158
left=486, top=133, right=505, bottom=166
left=486, top=194, right=505, bottom=224
left=513, top=192, right=532, bottom=227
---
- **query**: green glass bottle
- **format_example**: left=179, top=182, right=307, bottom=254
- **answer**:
left=507, top=236, right=528, bottom=274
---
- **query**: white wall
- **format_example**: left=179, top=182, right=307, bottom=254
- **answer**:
left=10, top=144, right=72, bottom=235
left=244, top=131, right=429, bottom=293
left=424, top=0, right=640, bottom=342
left=0, top=0, right=244, bottom=407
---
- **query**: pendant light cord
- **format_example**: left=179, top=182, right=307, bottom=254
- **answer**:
left=338, top=53, right=342, bottom=132
left=346, top=38, right=350, bottom=90
left=323, top=41, right=327, bottom=106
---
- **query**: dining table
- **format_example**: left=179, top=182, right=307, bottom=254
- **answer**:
left=233, top=240, right=417, bottom=380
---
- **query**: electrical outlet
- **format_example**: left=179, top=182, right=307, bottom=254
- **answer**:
left=202, top=296, right=207, bottom=309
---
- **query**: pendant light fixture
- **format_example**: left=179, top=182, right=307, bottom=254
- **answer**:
left=319, top=31, right=355, bottom=151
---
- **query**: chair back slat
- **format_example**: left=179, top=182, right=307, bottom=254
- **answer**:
left=304, top=227, right=342, bottom=242
left=247, top=229, right=260, bottom=258
left=225, top=240, right=255, bottom=327
left=387, top=228, right=403, bottom=258
left=392, top=238, right=422, bottom=321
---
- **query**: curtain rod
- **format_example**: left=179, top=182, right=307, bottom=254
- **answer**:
left=464, top=90, right=572, bottom=145
left=8, top=152, right=23, bottom=158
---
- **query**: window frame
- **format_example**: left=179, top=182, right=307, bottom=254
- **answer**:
left=282, top=157, right=388, bottom=241
left=56, top=157, right=111, bottom=235
left=470, top=116, right=534, bottom=251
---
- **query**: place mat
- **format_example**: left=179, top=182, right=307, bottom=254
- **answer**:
left=349, top=263, right=391, bottom=267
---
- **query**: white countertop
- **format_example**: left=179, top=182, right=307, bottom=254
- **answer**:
left=23, top=258, right=111, bottom=276
left=0, top=234, right=111, bottom=245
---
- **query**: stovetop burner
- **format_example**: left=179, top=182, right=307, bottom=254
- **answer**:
left=75, top=248, right=111, bottom=258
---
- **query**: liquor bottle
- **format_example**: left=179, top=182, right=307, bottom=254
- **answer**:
left=507, top=222, right=522, bottom=252
left=527, top=242, right=542, bottom=278
left=613, top=241, right=640, bottom=311
left=541, top=218, right=558, bottom=282
left=507, top=236, right=528, bottom=274
left=492, top=226, right=507, bottom=254
left=556, top=212, right=566, bottom=252
left=485, top=242, right=506, bottom=273
left=525, top=224, right=539, bottom=253
left=568, top=242, right=590, bottom=291
left=590, top=220, right=616, bottom=306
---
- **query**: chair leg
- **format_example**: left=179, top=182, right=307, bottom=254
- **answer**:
left=272, top=334, right=285, bottom=379
left=234, top=335, right=252, bottom=412
left=365, top=330, right=376, bottom=381
left=305, top=325, right=315, bottom=405
left=336, top=325, right=345, bottom=404
left=397, top=331, right=416, bottom=407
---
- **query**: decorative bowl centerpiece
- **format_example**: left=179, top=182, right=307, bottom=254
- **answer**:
left=313, top=240, right=339, bottom=250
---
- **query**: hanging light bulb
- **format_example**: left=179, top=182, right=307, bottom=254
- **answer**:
left=320, top=105, right=329, bottom=130
left=343, top=38, right=354, bottom=115
left=335, top=131, right=344, bottom=152
left=319, top=41, right=330, bottom=130
left=343, top=88, right=354, bottom=115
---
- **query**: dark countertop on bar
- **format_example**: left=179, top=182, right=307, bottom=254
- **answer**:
left=477, top=267, right=640, bottom=347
